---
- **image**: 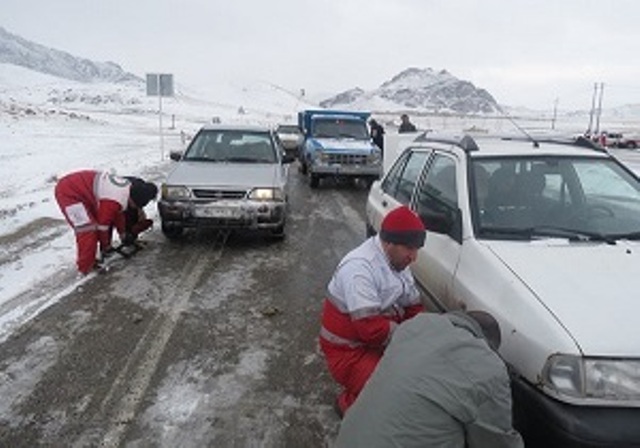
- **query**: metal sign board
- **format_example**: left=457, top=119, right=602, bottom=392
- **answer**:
left=146, top=73, right=174, bottom=97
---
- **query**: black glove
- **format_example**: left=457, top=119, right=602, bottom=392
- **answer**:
left=121, top=233, right=137, bottom=246
left=98, top=247, right=116, bottom=263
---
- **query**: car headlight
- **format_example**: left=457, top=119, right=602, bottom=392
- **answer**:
left=368, top=149, right=382, bottom=164
left=161, top=185, right=191, bottom=200
left=311, top=150, right=326, bottom=162
left=543, top=354, right=640, bottom=404
left=249, top=188, right=284, bottom=201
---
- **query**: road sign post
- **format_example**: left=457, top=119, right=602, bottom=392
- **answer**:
left=146, top=73, right=174, bottom=160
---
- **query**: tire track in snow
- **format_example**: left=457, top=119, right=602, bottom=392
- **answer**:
left=98, top=231, right=230, bottom=447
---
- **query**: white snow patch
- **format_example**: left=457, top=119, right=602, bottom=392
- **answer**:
left=0, top=336, right=60, bottom=422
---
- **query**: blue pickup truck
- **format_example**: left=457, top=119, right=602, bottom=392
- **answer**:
left=297, top=109, right=382, bottom=188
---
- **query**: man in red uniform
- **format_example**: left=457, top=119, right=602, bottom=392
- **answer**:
left=319, top=205, right=426, bottom=416
left=54, top=170, right=158, bottom=274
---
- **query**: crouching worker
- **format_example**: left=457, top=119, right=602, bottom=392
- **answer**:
left=54, top=170, right=158, bottom=274
left=335, top=311, right=524, bottom=448
left=319, top=205, right=426, bottom=417
left=117, top=176, right=157, bottom=247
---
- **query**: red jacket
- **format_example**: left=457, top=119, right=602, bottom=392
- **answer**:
left=55, top=170, right=130, bottom=273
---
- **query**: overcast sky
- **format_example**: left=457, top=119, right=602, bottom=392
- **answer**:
left=3, top=0, right=640, bottom=110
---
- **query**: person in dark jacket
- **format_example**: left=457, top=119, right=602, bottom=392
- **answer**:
left=119, top=176, right=156, bottom=246
left=369, top=118, right=385, bottom=152
left=398, top=114, right=417, bottom=133
left=335, top=311, right=524, bottom=448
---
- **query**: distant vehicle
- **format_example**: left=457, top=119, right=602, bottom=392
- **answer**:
left=620, top=134, right=640, bottom=149
left=366, top=133, right=640, bottom=447
left=158, top=125, right=294, bottom=239
left=602, top=131, right=623, bottom=147
left=275, top=124, right=303, bottom=158
left=297, top=109, right=382, bottom=188
left=597, top=132, right=640, bottom=149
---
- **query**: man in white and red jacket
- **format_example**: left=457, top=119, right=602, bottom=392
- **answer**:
left=54, top=170, right=157, bottom=274
left=319, top=205, right=426, bottom=416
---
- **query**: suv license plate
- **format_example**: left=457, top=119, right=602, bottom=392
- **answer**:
left=195, top=207, right=239, bottom=219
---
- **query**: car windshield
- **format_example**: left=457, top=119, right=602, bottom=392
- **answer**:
left=183, top=130, right=277, bottom=163
left=311, top=118, right=369, bottom=139
left=471, top=156, right=640, bottom=241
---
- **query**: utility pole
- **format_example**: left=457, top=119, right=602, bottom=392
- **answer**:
left=587, top=82, right=598, bottom=135
left=594, top=82, right=605, bottom=135
left=551, top=97, right=559, bottom=130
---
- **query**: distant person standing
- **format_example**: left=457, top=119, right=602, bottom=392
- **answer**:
left=398, top=114, right=417, bottom=133
left=369, top=118, right=385, bottom=153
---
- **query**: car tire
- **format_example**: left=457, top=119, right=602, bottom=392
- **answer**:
left=299, top=160, right=308, bottom=175
left=366, top=222, right=377, bottom=238
left=269, top=224, right=286, bottom=241
left=310, top=174, right=320, bottom=189
left=161, top=222, right=184, bottom=239
left=363, top=177, right=376, bottom=189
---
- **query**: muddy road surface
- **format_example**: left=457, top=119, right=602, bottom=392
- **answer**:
left=0, top=169, right=370, bottom=447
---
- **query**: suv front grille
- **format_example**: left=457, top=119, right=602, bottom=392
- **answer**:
left=192, top=189, right=247, bottom=199
left=327, top=154, right=369, bottom=165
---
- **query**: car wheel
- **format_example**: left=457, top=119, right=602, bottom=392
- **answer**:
left=363, top=177, right=376, bottom=189
left=299, top=161, right=308, bottom=175
left=161, top=222, right=183, bottom=239
left=310, top=174, right=320, bottom=189
left=269, top=224, right=286, bottom=241
left=366, top=222, right=377, bottom=238
left=629, top=142, right=638, bottom=149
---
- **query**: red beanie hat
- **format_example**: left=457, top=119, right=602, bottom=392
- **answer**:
left=380, top=206, right=426, bottom=248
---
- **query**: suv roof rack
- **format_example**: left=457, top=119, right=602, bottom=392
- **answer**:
left=413, top=132, right=479, bottom=152
left=501, top=135, right=607, bottom=153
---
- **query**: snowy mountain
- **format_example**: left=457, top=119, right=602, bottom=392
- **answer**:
left=0, top=27, right=317, bottom=125
left=320, top=67, right=500, bottom=115
left=0, top=26, right=141, bottom=84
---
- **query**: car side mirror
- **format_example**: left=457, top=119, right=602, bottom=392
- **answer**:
left=420, top=210, right=453, bottom=234
left=420, top=208, right=462, bottom=242
left=169, top=151, right=183, bottom=161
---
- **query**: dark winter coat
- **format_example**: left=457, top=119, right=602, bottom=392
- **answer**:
left=335, top=312, right=524, bottom=448
left=370, top=121, right=385, bottom=150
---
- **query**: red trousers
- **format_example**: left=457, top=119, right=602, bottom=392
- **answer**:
left=55, top=182, right=99, bottom=274
left=320, top=338, right=383, bottom=414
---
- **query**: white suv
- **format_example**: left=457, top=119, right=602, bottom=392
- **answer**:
left=366, top=134, right=640, bottom=447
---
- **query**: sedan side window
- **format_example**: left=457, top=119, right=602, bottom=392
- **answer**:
left=382, top=150, right=429, bottom=205
left=418, top=156, right=458, bottom=208
left=414, top=155, right=460, bottom=240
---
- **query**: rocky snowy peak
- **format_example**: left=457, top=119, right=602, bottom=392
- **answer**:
left=0, top=27, right=142, bottom=84
left=320, top=87, right=365, bottom=106
left=380, top=67, right=455, bottom=90
left=321, top=67, right=500, bottom=114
